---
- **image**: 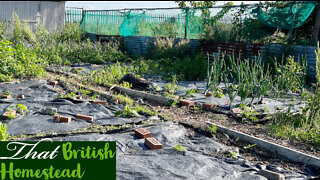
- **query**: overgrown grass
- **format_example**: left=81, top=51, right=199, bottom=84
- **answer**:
left=80, top=62, right=134, bottom=86
left=0, top=40, right=46, bottom=82
left=267, top=42, right=320, bottom=147
left=268, top=93, right=320, bottom=146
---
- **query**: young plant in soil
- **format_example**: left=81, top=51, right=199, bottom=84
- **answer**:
left=163, top=75, right=181, bottom=97
left=267, top=44, right=320, bottom=147
left=0, top=122, right=8, bottom=141
left=173, top=144, right=187, bottom=152
left=224, top=74, right=238, bottom=109
left=3, top=109, right=16, bottom=120
left=206, top=124, right=217, bottom=138
left=115, top=106, right=140, bottom=118
left=239, top=104, right=259, bottom=123
left=205, top=53, right=224, bottom=95
left=11, top=104, right=28, bottom=115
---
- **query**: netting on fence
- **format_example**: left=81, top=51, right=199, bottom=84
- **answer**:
left=250, top=1, right=316, bottom=29
left=65, top=1, right=317, bottom=39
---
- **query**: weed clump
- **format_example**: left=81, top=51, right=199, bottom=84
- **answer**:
left=173, top=144, right=187, bottom=152
left=0, top=122, right=8, bottom=141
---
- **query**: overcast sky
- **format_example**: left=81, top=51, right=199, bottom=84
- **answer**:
left=65, top=1, right=261, bottom=10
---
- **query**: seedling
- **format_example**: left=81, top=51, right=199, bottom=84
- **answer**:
left=240, top=104, right=259, bottom=122
left=244, top=144, right=256, bottom=150
left=184, top=89, right=197, bottom=97
left=0, top=90, right=12, bottom=98
left=213, top=88, right=224, bottom=98
left=129, top=149, right=136, bottom=154
left=225, top=151, right=238, bottom=159
left=164, top=75, right=181, bottom=95
left=115, top=106, right=140, bottom=118
left=10, top=104, right=28, bottom=115
left=0, top=122, right=8, bottom=141
left=173, top=144, right=187, bottom=152
left=206, top=124, right=217, bottom=138
left=3, top=109, right=16, bottom=120
left=3, top=90, right=11, bottom=96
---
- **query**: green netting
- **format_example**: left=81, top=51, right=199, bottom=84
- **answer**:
left=66, top=8, right=207, bottom=39
left=250, top=1, right=317, bottom=29
left=65, top=2, right=317, bottom=39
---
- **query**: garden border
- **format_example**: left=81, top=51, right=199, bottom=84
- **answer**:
left=45, top=67, right=176, bottom=106
left=206, top=121, right=320, bottom=169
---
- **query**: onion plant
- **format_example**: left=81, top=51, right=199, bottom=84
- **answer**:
left=205, top=53, right=225, bottom=94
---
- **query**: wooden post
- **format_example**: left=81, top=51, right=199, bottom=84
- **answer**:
left=312, top=5, right=320, bottom=44
left=185, top=8, right=189, bottom=39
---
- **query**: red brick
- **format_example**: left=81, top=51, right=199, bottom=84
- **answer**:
left=49, top=81, right=58, bottom=85
left=17, top=95, right=25, bottom=99
left=92, top=100, right=108, bottom=105
left=2, top=110, right=16, bottom=120
left=231, top=108, right=242, bottom=116
left=257, top=169, right=285, bottom=180
left=205, top=92, right=212, bottom=97
left=75, top=95, right=82, bottom=99
left=144, top=137, right=163, bottom=150
left=179, top=99, right=194, bottom=107
left=135, top=128, right=152, bottom=139
left=53, top=115, right=71, bottom=123
left=1, top=95, right=12, bottom=99
left=202, top=103, right=217, bottom=110
left=76, top=114, right=94, bottom=122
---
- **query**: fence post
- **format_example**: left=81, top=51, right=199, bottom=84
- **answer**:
left=185, top=8, right=189, bottom=39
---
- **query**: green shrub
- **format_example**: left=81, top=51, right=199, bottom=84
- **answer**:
left=0, top=40, right=45, bottom=82
left=147, top=37, right=190, bottom=60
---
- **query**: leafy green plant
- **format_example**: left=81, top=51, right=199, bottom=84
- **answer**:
left=57, top=92, right=77, bottom=99
left=115, top=106, right=140, bottom=118
left=225, top=151, right=238, bottom=159
left=267, top=44, right=320, bottom=146
left=213, top=88, right=225, bottom=98
left=4, top=109, right=16, bottom=120
left=173, top=144, right=187, bottom=152
left=244, top=144, right=256, bottom=150
left=0, top=40, right=45, bottom=82
left=224, top=79, right=238, bottom=109
left=113, top=94, right=134, bottom=107
left=206, top=124, right=217, bottom=138
left=147, top=37, right=190, bottom=60
left=164, top=75, right=181, bottom=96
left=240, top=104, right=259, bottom=122
left=0, top=122, right=8, bottom=141
left=11, top=104, right=28, bottom=115
left=184, top=88, right=199, bottom=98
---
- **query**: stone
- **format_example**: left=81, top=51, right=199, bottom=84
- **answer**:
left=42, top=107, right=58, bottom=115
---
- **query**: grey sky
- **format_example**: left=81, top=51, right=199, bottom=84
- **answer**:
left=65, top=1, right=261, bottom=10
